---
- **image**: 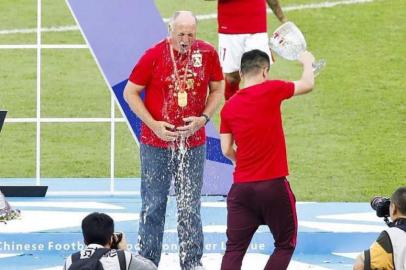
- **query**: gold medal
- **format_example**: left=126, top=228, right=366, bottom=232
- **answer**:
left=168, top=38, right=193, bottom=108
left=177, top=91, right=188, bottom=107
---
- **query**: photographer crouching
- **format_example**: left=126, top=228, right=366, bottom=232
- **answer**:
left=64, top=212, right=157, bottom=270
left=353, top=186, right=406, bottom=270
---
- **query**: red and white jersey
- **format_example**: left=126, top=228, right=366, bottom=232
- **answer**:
left=129, top=39, right=223, bottom=149
left=218, top=0, right=268, bottom=34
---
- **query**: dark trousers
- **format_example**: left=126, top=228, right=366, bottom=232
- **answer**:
left=221, top=177, right=297, bottom=270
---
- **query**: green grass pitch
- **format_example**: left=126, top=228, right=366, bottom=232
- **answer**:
left=0, top=0, right=405, bottom=201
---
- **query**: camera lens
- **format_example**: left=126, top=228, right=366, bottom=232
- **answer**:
left=370, top=196, right=390, bottom=217
left=371, top=196, right=383, bottom=210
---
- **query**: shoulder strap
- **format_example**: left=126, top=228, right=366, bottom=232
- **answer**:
left=92, top=248, right=111, bottom=261
left=377, top=230, right=393, bottom=253
left=117, top=250, right=127, bottom=270
left=71, top=248, right=110, bottom=263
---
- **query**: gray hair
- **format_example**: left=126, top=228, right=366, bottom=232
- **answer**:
left=168, top=11, right=198, bottom=31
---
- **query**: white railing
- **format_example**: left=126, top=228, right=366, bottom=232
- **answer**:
left=36, top=0, right=42, bottom=186
left=1, top=0, right=120, bottom=193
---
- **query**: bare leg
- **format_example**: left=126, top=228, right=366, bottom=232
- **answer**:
left=224, top=71, right=241, bottom=100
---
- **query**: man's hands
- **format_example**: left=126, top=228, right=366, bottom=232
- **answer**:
left=176, top=116, right=206, bottom=138
left=116, top=233, right=128, bottom=250
left=150, top=116, right=205, bottom=141
left=298, top=51, right=315, bottom=66
left=150, top=121, right=178, bottom=142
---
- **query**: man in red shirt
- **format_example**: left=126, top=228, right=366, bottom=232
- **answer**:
left=206, top=0, right=287, bottom=100
left=219, top=49, right=315, bottom=270
left=123, top=11, right=224, bottom=270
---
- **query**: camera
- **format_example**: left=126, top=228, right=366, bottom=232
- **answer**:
left=371, top=196, right=390, bottom=218
left=111, top=232, right=123, bottom=249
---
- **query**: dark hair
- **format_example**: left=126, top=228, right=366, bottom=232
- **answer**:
left=240, top=49, right=270, bottom=76
left=82, top=212, right=114, bottom=246
left=391, top=186, right=406, bottom=215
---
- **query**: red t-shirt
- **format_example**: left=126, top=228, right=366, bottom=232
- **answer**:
left=129, top=39, right=223, bottom=148
left=218, top=0, right=267, bottom=34
left=220, top=80, right=295, bottom=183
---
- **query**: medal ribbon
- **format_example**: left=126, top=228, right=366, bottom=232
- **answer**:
left=168, top=38, right=191, bottom=94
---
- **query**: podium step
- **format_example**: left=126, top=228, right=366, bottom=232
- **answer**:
left=0, top=179, right=387, bottom=270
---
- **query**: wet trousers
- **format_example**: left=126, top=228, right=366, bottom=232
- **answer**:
left=138, top=143, right=205, bottom=270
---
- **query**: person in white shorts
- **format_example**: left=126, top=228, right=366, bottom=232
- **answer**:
left=206, top=0, right=287, bottom=100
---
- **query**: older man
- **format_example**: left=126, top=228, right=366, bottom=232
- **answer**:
left=123, top=11, right=224, bottom=270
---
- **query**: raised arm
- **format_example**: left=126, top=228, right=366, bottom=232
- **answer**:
left=293, top=51, right=315, bottom=96
left=266, top=0, right=287, bottom=23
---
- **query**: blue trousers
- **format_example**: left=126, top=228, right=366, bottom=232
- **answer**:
left=138, top=143, right=205, bottom=270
